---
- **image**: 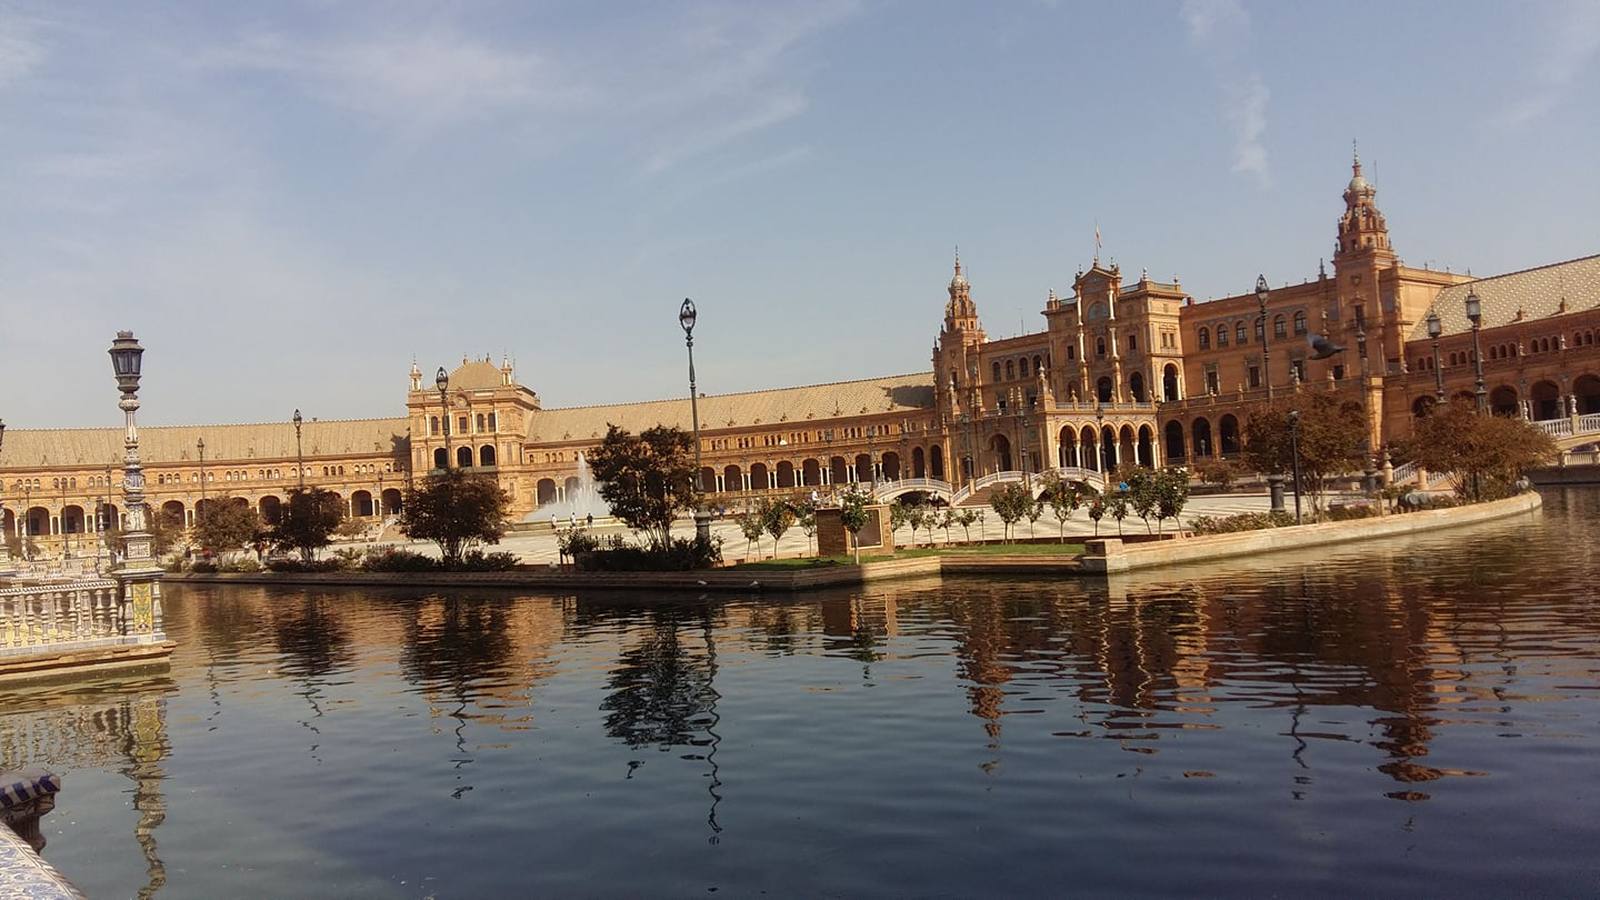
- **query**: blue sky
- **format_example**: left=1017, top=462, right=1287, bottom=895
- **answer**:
left=3, top=0, right=1598, bottom=427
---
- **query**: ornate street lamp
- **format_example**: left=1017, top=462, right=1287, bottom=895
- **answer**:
left=107, top=330, right=164, bottom=640
left=435, top=366, right=450, bottom=467
left=1094, top=404, right=1109, bottom=490
left=0, top=418, right=9, bottom=571
left=1256, top=274, right=1273, bottom=399
left=292, top=409, right=305, bottom=488
left=1425, top=310, right=1445, bottom=402
left=680, top=298, right=712, bottom=542
left=196, top=437, right=207, bottom=530
left=1465, top=289, right=1487, bottom=413
left=1287, top=409, right=1304, bottom=525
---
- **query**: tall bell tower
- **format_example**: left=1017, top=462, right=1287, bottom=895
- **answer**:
left=934, top=249, right=986, bottom=421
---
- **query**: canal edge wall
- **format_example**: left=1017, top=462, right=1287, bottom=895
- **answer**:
left=166, top=554, right=945, bottom=593
left=1080, top=491, right=1543, bottom=575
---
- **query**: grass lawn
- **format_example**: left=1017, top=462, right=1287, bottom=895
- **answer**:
left=728, top=542, right=1083, bottom=570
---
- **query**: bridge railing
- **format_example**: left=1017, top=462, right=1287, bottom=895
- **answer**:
left=0, top=579, right=126, bottom=656
left=870, top=477, right=954, bottom=499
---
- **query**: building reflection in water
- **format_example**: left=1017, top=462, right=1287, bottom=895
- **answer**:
left=908, top=545, right=1533, bottom=800
left=0, top=680, right=173, bottom=898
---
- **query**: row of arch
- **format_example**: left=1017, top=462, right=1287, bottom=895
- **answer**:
left=1409, top=374, right=1600, bottom=420
left=1091, top=364, right=1183, bottom=403
left=1, top=489, right=410, bottom=537
left=433, top=444, right=498, bottom=469
left=534, top=447, right=952, bottom=504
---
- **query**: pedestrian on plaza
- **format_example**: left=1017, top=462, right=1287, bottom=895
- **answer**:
left=585, top=513, right=593, bottom=529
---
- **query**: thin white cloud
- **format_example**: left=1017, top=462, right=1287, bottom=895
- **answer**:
left=203, top=29, right=587, bottom=134
left=1494, top=0, right=1600, bottom=127
left=1180, top=0, right=1271, bottom=187
left=643, top=94, right=809, bottom=175
left=0, top=8, right=47, bottom=89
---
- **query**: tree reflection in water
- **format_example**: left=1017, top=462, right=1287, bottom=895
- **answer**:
left=598, top=604, right=724, bottom=838
left=270, top=593, right=355, bottom=763
left=399, top=596, right=515, bottom=799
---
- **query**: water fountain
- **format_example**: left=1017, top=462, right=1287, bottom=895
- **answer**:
left=526, top=451, right=615, bottom=524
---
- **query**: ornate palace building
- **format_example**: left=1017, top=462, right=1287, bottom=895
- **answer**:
left=4, top=153, right=1599, bottom=555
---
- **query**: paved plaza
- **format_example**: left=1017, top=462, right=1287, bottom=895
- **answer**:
left=345, top=491, right=1281, bottom=567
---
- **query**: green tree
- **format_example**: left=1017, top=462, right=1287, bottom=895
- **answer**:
left=795, top=500, right=818, bottom=556
left=735, top=507, right=765, bottom=559
left=954, top=507, right=977, bottom=544
left=759, top=497, right=796, bottom=559
left=938, top=507, right=955, bottom=545
left=838, top=488, right=871, bottom=563
left=1243, top=391, right=1368, bottom=514
left=194, top=497, right=262, bottom=556
left=905, top=504, right=927, bottom=548
left=1024, top=492, right=1044, bottom=539
left=400, top=469, right=512, bottom=566
left=272, top=487, right=344, bottom=562
left=1086, top=494, right=1105, bottom=536
left=1107, top=488, right=1130, bottom=535
left=587, top=424, right=699, bottom=550
left=1152, top=467, right=1191, bottom=534
left=989, top=482, right=1032, bottom=541
left=1041, top=472, right=1084, bottom=543
left=1123, top=466, right=1158, bottom=533
left=1398, top=401, right=1557, bottom=501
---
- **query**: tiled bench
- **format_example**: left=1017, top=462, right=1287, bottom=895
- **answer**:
left=0, top=768, right=83, bottom=899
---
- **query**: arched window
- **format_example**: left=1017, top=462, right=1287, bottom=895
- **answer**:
left=992, top=361, right=1001, bottom=383
left=1255, top=318, right=1265, bottom=339
left=1293, top=311, right=1307, bottom=335
left=487, top=412, right=497, bottom=431
left=433, top=447, right=448, bottom=469
left=1235, top=322, right=1247, bottom=344
left=480, top=445, right=497, bottom=467
left=1067, top=345, right=1076, bottom=360
left=1216, top=325, right=1228, bottom=347
left=476, top=413, right=486, bottom=432
left=1033, top=354, right=1043, bottom=373
left=1127, top=333, right=1137, bottom=352
left=1096, top=337, right=1107, bottom=357
left=1019, top=357, right=1029, bottom=378
left=1005, top=360, right=1015, bottom=380
left=1198, top=328, right=1210, bottom=350
left=1274, top=315, right=1287, bottom=338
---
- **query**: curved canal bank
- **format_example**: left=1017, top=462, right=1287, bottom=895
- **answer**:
left=168, top=492, right=1543, bottom=592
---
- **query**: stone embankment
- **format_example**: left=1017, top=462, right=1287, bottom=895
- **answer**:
left=1080, top=492, right=1542, bottom=574
left=169, top=493, right=1544, bottom=592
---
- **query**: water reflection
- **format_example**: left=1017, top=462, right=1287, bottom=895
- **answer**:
left=3, top=488, right=1598, bottom=897
left=0, top=678, right=173, bottom=899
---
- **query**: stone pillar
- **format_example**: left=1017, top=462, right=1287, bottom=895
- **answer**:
left=1267, top=475, right=1286, bottom=512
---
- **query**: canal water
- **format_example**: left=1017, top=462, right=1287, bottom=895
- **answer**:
left=4, top=487, right=1599, bottom=898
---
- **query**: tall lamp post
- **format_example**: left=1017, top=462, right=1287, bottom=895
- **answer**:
left=0, top=419, right=9, bottom=572
left=108, top=331, right=164, bottom=642
left=1094, top=404, right=1109, bottom=490
left=196, top=437, right=207, bottom=534
left=292, top=409, right=306, bottom=489
left=1287, top=409, right=1304, bottom=525
left=680, top=298, right=712, bottom=542
left=1465, top=290, right=1487, bottom=413
left=1256, top=274, right=1273, bottom=399
left=436, top=367, right=451, bottom=468
left=1425, top=310, right=1445, bottom=403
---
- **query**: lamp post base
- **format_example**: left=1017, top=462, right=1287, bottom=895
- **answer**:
left=1267, top=475, right=1286, bottom=512
left=694, top=511, right=713, bottom=543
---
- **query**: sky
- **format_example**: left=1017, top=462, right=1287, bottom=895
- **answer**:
left=2, top=0, right=1599, bottom=428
